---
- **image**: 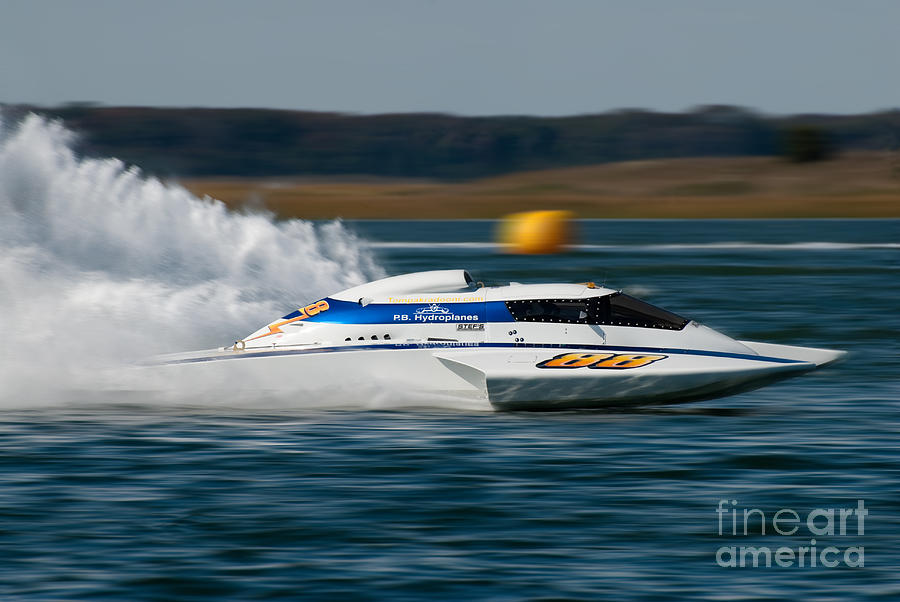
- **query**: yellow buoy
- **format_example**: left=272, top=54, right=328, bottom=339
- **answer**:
left=496, top=210, right=574, bottom=254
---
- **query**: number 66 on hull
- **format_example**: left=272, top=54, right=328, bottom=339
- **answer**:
left=536, top=352, right=668, bottom=370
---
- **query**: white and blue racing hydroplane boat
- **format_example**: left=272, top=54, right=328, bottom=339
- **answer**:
left=155, top=270, right=844, bottom=410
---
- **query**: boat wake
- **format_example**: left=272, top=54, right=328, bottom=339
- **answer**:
left=0, top=113, right=386, bottom=408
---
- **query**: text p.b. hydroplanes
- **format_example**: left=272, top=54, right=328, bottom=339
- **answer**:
left=154, top=270, right=844, bottom=410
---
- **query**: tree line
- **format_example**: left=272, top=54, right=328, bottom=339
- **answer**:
left=4, top=103, right=899, bottom=179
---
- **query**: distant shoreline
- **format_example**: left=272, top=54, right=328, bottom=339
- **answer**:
left=181, top=153, right=900, bottom=220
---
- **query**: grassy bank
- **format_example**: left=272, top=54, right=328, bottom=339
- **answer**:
left=181, top=153, right=900, bottom=219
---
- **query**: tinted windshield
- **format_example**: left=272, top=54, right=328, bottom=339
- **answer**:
left=506, top=293, right=688, bottom=330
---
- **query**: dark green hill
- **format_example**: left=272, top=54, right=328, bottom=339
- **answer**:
left=3, top=104, right=899, bottom=179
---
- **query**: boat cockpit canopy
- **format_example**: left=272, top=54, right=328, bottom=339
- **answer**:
left=505, top=293, right=689, bottom=330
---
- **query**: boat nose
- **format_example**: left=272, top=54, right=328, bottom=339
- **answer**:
left=737, top=341, right=848, bottom=367
left=811, top=348, right=848, bottom=367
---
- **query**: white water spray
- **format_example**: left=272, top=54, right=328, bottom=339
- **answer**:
left=0, top=113, right=384, bottom=405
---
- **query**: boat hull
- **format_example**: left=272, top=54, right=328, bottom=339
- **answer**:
left=149, top=341, right=844, bottom=411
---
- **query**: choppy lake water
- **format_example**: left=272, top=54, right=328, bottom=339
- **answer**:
left=3, top=209, right=899, bottom=597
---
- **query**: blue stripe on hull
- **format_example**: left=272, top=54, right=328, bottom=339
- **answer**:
left=282, top=298, right=514, bottom=324
left=160, top=341, right=804, bottom=366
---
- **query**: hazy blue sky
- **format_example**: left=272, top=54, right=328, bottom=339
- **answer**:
left=2, top=0, right=897, bottom=115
